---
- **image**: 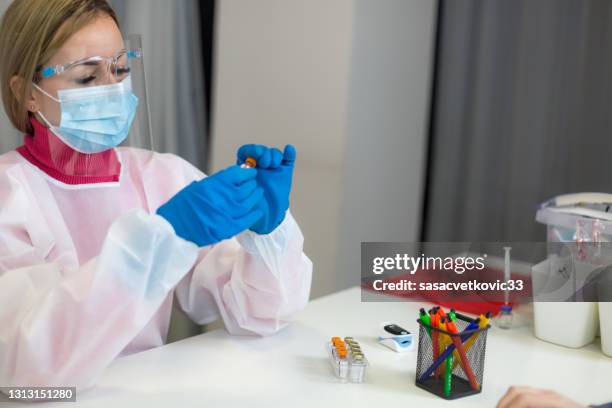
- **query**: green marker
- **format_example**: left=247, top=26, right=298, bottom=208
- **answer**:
left=419, top=308, right=432, bottom=336
left=444, top=353, right=453, bottom=397
left=449, top=308, right=457, bottom=322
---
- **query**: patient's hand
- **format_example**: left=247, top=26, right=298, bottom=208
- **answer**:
left=497, top=386, right=587, bottom=408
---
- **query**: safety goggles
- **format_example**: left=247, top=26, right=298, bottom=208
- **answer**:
left=36, top=49, right=143, bottom=88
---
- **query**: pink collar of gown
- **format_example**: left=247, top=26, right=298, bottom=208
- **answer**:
left=16, top=117, right=121, bottom=185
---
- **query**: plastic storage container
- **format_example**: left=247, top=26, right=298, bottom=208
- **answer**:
left=531, top=258, right=600, bottom=347
left=597, top=269, right=612, bottom=357
left=599, top=303, right=612, bottom=357
left=533, top=193, right=612, bottom=348
left=415, top=314, right=490, bottom=400
left=536, top=193, right=612, bottom=245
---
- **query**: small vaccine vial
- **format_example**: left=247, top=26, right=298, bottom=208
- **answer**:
left=240, top=157, right=257, bottom=168
left=496, top=305, right=513, bottom=330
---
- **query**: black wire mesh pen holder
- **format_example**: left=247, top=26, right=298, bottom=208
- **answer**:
left=415, top=315, right=490, bottom=400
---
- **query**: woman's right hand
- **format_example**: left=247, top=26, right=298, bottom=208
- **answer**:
left=157, top=165, right=264, bottom=246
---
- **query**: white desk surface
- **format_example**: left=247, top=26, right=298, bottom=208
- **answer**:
left=6, top=287, right=612, bottom=407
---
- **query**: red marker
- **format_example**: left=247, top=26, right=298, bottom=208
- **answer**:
left=431, top=311, right=440, bottom=379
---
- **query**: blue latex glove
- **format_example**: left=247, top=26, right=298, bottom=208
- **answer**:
left=156, top=165, right=264, bottom=247
left=236, top=144, right=296, bottom=234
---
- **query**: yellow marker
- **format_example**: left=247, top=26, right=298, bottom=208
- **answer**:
left=479, top=312, right=492, bottom=327
left=440, top=318, right=457, bottom=376
left=451, top=313, right=491, bottom=370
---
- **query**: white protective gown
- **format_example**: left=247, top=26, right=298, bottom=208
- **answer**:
left=0, top=147, right=312, bottom=389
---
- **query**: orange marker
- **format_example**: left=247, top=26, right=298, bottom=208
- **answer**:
left=446, top=320, right=480, bottom=391
left=452, top=317, right=483, bottom=370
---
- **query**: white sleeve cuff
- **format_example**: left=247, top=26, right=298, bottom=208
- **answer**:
left=236, top=211, right=297, bottom=255
left=105, top=209, right=199, bottom=296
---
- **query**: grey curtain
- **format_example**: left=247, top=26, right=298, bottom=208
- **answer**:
left=0, top=0, right=20, bottom=152
left=109, top=0, right=207, bottom=169
left=424, top=0, right=612, bottom=243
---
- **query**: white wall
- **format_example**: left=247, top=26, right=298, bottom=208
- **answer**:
left=335, top=0, right=438, bottom=290
left=211, top=0, right=354, bottom=299
left=212, top=0, right=437, bottom=298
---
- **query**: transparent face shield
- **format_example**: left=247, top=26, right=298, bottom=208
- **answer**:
left=120, top=35, right=152, bottom=152
left=30, top=35, right=153, bottom=180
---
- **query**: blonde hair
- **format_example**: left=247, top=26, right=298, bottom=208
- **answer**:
left=0, top=0, right=119, bottom=134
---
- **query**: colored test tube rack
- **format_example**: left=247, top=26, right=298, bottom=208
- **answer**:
left=328, top=336, right=369, bottom=383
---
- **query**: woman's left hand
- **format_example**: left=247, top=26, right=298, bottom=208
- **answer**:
left=497, top=386, right=587, bottom=408
left=236, top=144, right=296, bottom=234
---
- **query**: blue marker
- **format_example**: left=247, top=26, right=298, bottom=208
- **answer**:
left=418, top=319, right=481, bottom=382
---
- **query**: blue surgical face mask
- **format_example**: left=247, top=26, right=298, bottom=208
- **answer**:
left=33, top=77, right=139, bottom=154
